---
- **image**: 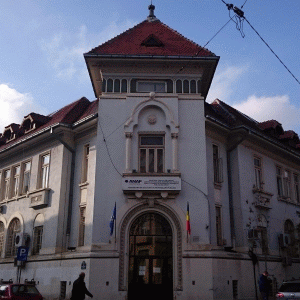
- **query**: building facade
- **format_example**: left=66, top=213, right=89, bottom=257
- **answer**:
left=0, top=6, right=299, bottom=300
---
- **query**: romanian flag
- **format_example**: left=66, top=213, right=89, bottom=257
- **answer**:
left=186, top=202, right=191, bottom=235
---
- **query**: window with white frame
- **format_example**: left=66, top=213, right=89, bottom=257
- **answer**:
left=0, top=222, right=4, bottom=256
left=12, top=165, right=20, bottom=197
left=5, top=218, right=20, bottom=257
left=139, top=135, right=164, bottom=173
left=21, top=161, right=31, bottom=194
left=81, top=145, right=90, bottom=183
left=294, top=174, right=300, bottom=204
left=276, top=166, right=284, bottom=197
left=3, top=169, right=11, bottom=200
left=283, top=170, right=292, bottom=198
left=215, top=206, right=223, bottom=246
left=78, top=206, right=86, bottom=247
left=213, top=145, right=223, bottom=185
left=39, top=153, right=50, bottom=189
left=254, top=156, right=263, bottom=190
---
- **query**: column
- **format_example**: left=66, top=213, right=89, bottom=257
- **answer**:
left=125, top=132, right=133, bottom=173
left=171, top=133, right=179, bottom=172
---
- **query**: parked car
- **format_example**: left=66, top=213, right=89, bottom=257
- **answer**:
left=0, top=284, right=43, bottom=300
left=276, top=279, right=300, bottom=299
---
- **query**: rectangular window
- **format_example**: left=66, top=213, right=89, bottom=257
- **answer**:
left=12, top=165, right=20, bottom=197
left=294, top=174, right=300, bottom=203
left=4, top=169, right=11, bottom=200
left=78, top=206, right=86, bottom=247
left=139, top=135, right=164, bottom=173
left=277, top=166, right=283, bottom=197
left=213, top=145, right=223, bottom=184
left=254, top=156, right=263, bottom=189
left=215, top=206, right=223, bottom=246
left=81, top=145, right=90, bottom=183
left=32, top=226, right=43, bottom=255
left=283, top=170, right=292, bottom=198
left=22, top=161, right=31, bottom=194
left=39, top=154, right=50, bottom=189
left=137, top=81, right=166, bottom=93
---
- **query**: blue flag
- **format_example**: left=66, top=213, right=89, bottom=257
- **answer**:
left=109, top=203, right=116, bottom=236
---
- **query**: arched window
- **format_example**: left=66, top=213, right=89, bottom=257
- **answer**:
left=0, top=222, right=4, bottom=256
left=284, top=219, right=297, bottom=257
left=183, top=80, right=189, bottom=93
left=107, top=79, right=113, bottom=92
left=6, top=218, right=21, bottom=257
left=176, top=80, right=182, bottom=93
left=121, top=79, right=128, bottom=93
left=190, top=80, right=196, bottom=94
left=32, top=214, right=44, bottom=255
left=114, top=79, right=120, bottom=93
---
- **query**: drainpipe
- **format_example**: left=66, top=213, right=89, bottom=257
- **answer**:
left=50, top=127, right=75, bottom=248
left=226, top=129, right=249, bottom=248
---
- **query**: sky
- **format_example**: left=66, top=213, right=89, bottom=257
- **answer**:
left=0, top=0, right=299, bottom=134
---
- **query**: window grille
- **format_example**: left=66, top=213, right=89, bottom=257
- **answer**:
left=40, top=154, right=50, bottom=189
left=254, top=157, right=263, bottom=189
left=22, top=161, right=31, bottom=194
left=81, top=145, right=89, bottom=183
left=232, top=280, right=238, bottom=299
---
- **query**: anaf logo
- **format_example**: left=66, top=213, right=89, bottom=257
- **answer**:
left=125, top=179, right=142, bottom=184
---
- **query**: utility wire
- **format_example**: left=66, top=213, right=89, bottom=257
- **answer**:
left=244, top=17, right=300, bottom=86
left=98, top=117, right=123, bottom=177
left=220, top=0, right=300, bottom=86
left=241, top=0, right=248, bottom=9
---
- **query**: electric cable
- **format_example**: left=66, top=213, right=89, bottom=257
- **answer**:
left=220, top=0, right=300, bottom=86
left=98, top=116, right=123, bottom=177
left=244, top=17, right=300, bottom=86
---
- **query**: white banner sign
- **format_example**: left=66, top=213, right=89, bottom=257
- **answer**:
left=122, top=176, right=181, bottom=191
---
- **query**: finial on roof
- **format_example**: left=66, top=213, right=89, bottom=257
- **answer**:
left=147, top=3, right=157, bottom=21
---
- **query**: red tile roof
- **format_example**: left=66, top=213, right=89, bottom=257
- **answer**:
left=86, top=19, right=215, bottom=57
left=0, top=98, right=98, bottom=152
left=258, top=120, right=282, bottom=131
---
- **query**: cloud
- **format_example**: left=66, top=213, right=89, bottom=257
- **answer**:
left=233, top=95, right=300, bottom=132
left=0, top=84, right=45, bottom=132
left=40, top=20, right=136, bottom=81
left=207, top=65, right=248, bottom=103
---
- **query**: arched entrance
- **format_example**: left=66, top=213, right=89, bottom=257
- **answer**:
left=128, top=213, right=173, bottom=300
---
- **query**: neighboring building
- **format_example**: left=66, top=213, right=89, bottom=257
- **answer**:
left=0, top=6, right=299, bottom=300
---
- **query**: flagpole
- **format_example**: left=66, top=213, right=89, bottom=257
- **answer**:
left=114, top=202, right=116, bottom=243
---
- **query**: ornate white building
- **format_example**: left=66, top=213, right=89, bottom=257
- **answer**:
left=0, top=6, right=299, bottom=300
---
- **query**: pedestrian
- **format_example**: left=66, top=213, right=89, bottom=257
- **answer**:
left=259, top=271, right=271, bottom=300
left=71, top=272, right=93, bottom=300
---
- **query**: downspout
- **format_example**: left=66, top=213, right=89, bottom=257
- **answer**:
left=50, top=127, right=75, bottom=249
left=227, top=129, right=249, bottom=248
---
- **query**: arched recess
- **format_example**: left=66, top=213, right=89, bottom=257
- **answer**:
left=0, top=217, right=6, bottom=257
left=118, top=202, right=183, bottom=292
left=32, top=214, right=44, bottom=255
left=124, top=97, right=180, bottom=173
left=124, top=97, right=179, bottom=134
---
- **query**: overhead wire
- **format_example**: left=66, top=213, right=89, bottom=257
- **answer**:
left=220, top=0, right=300, bottom=86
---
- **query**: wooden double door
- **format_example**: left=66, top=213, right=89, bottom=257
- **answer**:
left=128, top=213, right=173, bottom=300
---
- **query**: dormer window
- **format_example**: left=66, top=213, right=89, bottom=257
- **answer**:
left=22, top=119, right=36, bottom=133
left=139, top=135, right=164, bottom=173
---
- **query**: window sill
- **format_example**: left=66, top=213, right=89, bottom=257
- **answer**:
left=214, top=182, right=222, bottom=190
left=278, top=196, right=300, bottom=206
left=123, top=172, right=181, bottom=177
left=79, top=182, right=89, bottom=188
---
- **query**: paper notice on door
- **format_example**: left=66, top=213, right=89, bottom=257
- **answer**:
left=153, top=267, right=161, bottom=273
left=139, top=266, right=146, bottom=275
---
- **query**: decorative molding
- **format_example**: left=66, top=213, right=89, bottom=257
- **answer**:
left=118, top=202, right=183, bottom=291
